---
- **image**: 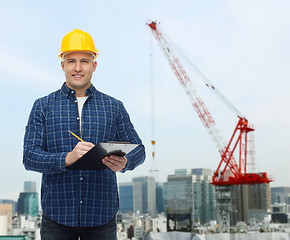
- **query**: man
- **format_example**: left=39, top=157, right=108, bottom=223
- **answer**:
left=23, top=29, right=146, bottom=240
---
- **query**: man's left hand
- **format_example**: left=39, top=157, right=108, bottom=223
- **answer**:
left=102, top=155, right=127, bottom=172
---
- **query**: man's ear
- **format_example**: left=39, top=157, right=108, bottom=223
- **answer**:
left=61, top=61, right=65, bottom=71
left=93, top=61, right=97, bottom=72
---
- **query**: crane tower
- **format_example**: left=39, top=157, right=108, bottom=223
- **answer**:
left=147, top=20, right=272, bottom=231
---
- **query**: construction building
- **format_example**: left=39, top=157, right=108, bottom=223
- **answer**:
left=230, top=183, right=271, bottom=225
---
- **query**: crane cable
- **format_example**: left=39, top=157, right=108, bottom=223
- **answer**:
left=148, top=28, right=159, bottom=177
left=158, top=25, right=244, bottom=119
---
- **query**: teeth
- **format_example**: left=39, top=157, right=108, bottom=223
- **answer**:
left=74, top=75, right=83, bottom=77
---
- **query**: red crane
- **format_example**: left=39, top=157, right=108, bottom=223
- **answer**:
left=147, top=21, right=272, bottom=186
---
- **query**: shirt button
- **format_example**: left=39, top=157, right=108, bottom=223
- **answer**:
left=80, top=200, right=83, bottom=204
left=77, top=117, right=80, bottom=120
left=71, top=90, right=74, bottom=94
left=80, top=177, right=83, bottom=181
left=75, top=100, right=77, bottom=103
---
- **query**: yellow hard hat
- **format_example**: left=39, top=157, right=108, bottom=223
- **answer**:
left=58, top=29, right=99, bottom=60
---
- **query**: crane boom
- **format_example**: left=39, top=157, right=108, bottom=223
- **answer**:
left=147, top=21, right=272, bottom=185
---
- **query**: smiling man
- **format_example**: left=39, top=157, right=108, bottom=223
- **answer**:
left=23, top=29, right=145, bottom=240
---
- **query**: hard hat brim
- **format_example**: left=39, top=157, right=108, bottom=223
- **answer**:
left=57, top=50, right=98, bottom=60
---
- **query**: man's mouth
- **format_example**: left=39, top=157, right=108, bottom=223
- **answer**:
left=73, top=74, right=84, bottom=79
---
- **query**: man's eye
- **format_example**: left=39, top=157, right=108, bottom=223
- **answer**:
left=67, top=60, right=75, bottom=63
left=81, top=60, right=89, bottom=63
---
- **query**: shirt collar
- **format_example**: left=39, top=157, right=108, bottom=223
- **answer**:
left=61, top=83, right=97, bottom=98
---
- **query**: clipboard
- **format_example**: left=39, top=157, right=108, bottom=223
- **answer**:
left=67, top=142, right=139, bottom=170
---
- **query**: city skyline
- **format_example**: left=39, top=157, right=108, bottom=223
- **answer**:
left=1, top=179, right=290, bottom=239
left=1, top=1, right=290, bottom=200
left=2, top=168, right=290, bottom=203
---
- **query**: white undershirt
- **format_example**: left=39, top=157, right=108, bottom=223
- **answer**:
left=76, top=96, right=88, bottom=132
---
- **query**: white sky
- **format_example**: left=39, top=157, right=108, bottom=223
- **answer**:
left=0, top=0, right=289, bottom=200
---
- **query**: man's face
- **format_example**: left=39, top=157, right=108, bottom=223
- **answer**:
left=61, top=52, right=97, bottom=92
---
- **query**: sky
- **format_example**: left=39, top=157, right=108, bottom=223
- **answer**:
left=0, top=0, right=289, bottom=201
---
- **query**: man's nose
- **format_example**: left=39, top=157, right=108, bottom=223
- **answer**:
left=75, top=62, right=81, bottom=72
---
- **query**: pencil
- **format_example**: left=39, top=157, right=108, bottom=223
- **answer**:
left=68, top=130, right=85, bottom=142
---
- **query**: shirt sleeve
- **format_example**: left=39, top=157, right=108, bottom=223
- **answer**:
left=115, top=101, right=146, bottom=173
left=23, top=98, right=67, bottom=174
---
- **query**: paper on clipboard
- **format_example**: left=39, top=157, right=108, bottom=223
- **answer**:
left=67, top=142, right=139, bottom=170
left=99, top=142, right=139, bottom=156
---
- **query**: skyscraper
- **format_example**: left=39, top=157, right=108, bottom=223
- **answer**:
left=24, top=181, right=36, bottom=193
left=18, top=192, right=39, bottom=217
left=166, top=168, right=216, bottom=225
left=17, top=181, right=39, bottom=217
left=119, top=181, right=142, bottom=214
left=132, top=176, right=156, bottom=217
left=156, top=182, right=165, bottom=214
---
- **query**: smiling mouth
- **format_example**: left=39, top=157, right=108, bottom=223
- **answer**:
left=73, top=74, right=84, bottom=79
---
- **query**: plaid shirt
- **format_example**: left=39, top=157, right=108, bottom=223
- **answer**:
left=23, top=83, right=145, bottom=227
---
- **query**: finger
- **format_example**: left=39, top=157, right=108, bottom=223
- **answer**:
left=102, top=159, right=121, bottom=172
left=102, top=157, right=127, bottom=172
left=102, top=160, right=118, bottom=172
left=103, top=158, right=126, bottom=169
left=103, top=157, right=120, bottom=167
left=75, top=150, right=87, bottom=158
left=78, top=142, right=95, bottom=148
left=74, top=147, right=91, bottom=158
left=105, top=155, right=127, bottom=163
left=84, top=142, right=95, bottom=148
left=80, top=146, right=93, bottom=152
left=76, top=143, right=94, bottom=152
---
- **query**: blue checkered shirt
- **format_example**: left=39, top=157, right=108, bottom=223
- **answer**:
left=23, top=83, right=145, bottom=227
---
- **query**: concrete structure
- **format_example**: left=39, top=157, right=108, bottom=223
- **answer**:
left=271, top=187, right=290, bottom=204
left=0, top=203, right=13, bottom=228
left=230, top=183, right=271, bottom=225
left=165, top=168, right=216, bottom=225
left=11, top=215, right=40, bottom=240
left=0, top=216, right=8, bottom=235
left=0, top=200, right=17, bottom=216
left=147, top=232, right=290, bottom=240
left=271, top=202, right=290, bottom=223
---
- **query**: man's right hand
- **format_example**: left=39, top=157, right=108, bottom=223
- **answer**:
left=65, top=142, right=95, bottom=167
